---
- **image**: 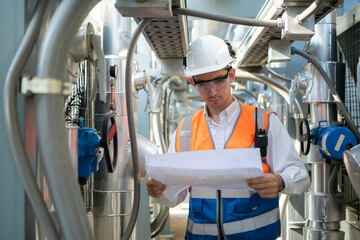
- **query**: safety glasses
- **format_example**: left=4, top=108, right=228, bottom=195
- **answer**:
left=193, top=68, right=231, bottom=92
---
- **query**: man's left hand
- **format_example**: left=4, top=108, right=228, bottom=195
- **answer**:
left=246, top=173, right=284, bottom=198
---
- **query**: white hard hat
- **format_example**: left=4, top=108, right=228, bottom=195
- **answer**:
left=185, top=35, right=236, bottom=76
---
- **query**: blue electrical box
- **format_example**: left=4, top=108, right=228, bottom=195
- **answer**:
left=312, top=121, right=357, bottom=159
left=77, top=118, right=101, bottom=177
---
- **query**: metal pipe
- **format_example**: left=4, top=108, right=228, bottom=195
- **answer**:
left=35, top=0, right=99, bottom=239
left=172, top=8, right=279, bottom=28
left=93, top=56, right=132, bottom=239
left=296, top=0, right=326, bottom=24
left=291, top=47, right=360, bottom=143
left=3, top=0, right=59, bottom=239
left=124, top=18, right=153, bottom=240
left=152, top=77, right=182, bottom=154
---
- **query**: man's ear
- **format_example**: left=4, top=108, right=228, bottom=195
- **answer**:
left=189, top=77, right=195, bottom=87
left=229, top=68, right=236, bottom=84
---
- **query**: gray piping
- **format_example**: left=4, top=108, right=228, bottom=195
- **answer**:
left=4, top=0, right=59, bottom=239
left=35, top=0, right=99, bottom=239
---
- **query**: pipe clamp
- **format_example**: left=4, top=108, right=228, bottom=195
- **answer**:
left=21, top=75, right=72, bottom=95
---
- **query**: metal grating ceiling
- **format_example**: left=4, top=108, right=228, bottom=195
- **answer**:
left=237, top=0, right=343, bottom=68
left=135, top=0, right=188, bottom=60
left=241, top=28, right=282, bottom=67
left=143, top=18, right=186, bottom=59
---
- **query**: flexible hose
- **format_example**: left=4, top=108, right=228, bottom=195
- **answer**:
left=328, top=162, right=359, bottom=204
left=260, top=58, right=292, bottom=82
left=35, top=0, right=99, bottom=239
left=153, top=77, right=170, bottom=154
left=291, top=48, right=360, bottom=143
left=151, top=206, right=170, bottom=238
left=3, top=0, right=60, bottom=239
left=124, top=18, right=153, bottom=240
left=296, top=0, right=326, bottom=24
left=172, top=8, right=279, bottom=28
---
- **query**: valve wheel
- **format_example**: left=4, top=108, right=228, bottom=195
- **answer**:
left=299, top=118, right=311, bottom=155
left=101, top=113, right=118, bottom=172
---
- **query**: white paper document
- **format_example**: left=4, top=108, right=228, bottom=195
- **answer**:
left=145, top=148, right=264, bottom=201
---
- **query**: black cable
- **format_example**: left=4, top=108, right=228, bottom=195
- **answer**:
left=328, top=162, right=359, bottom=204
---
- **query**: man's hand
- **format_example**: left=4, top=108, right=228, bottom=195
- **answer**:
left=246, top=173, right=284, bottom=198
left=146, top=177, right=166, bottom=198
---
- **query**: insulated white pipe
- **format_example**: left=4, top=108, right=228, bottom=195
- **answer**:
left=296, top=0, right=326, bottom=24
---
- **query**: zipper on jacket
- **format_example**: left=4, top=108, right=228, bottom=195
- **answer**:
left=216, top=190, right=226, bottom=240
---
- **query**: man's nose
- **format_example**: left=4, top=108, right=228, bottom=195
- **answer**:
left=207, top=83, right=217, bottom=95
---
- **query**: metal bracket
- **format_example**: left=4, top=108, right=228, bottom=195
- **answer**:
left=21, top=75, right=72, bottom=95
left=91, top=34, right=106, bottom=103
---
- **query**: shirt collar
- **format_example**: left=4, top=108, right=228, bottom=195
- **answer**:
left=203, top=97, right=240, bottom=124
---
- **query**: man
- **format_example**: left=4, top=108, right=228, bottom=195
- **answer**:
left=146, top=35, right=310, bottom=240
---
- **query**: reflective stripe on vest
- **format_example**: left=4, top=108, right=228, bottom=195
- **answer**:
left=190, top=186, right=254, bottom=198
left=176, top=103, right=280, bottom=239
left=187, top=208, right=280, bottom=236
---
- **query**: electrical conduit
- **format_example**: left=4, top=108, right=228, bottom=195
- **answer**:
left=124, top=18, right=153, bottom=240
left=34, top=0, right=99, bottom=239
left=3, top=0, right=59, bottom=239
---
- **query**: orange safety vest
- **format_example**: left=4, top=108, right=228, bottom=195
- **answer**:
left=175, top=103, right=280, bottom=240
left=176, top=103, right=273, bottom=173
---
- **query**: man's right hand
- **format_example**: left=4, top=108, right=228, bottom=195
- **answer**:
left=146, top=177, right=166, bottom=198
